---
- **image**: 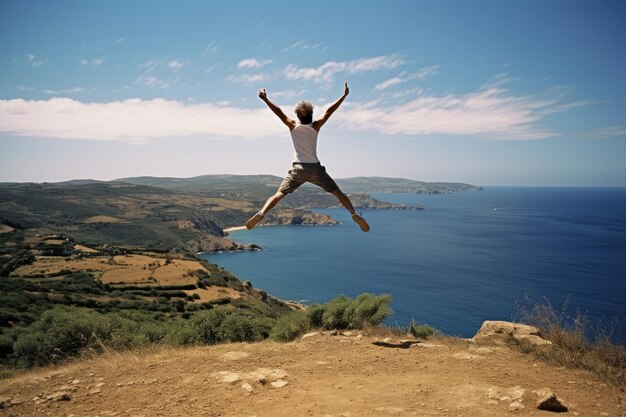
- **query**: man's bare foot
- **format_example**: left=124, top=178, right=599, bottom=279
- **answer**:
left=352, top=213, right=370, bottom=232
left=246, top=212, right=264, bottom=230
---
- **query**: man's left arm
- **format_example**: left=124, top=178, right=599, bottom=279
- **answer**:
left=313, top=82, right=349, bottom=131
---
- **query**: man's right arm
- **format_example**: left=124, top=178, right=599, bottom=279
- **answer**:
left=259, top=88, right=296, bottom=131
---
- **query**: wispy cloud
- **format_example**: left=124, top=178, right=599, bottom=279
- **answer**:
left=0, top=98, right=284, bottom=141
left=375, top=66, right=441, bottom=90
left=271, top=89, right=307, bottom=100
left=135, top=58, right=185, bottom=89
left=596, top=126, right=626, bottom=138
left=225, top=73, right=269, bottom=85
left=282, top=40, right=326, bottom=53
left=25, top=54, right=44, bottom=68
left=202, top=41, right=218, bottom=56
left=237, top=58, right=273, bottom=69
left=203, top=63, right=219, bottom=74
left=335, top=87, right=567, bottom=140
left=42, top=87, right=85, bottom=95
left=18, top=86, right=84, bottom=95
left=167, top=58, right=185, bottom=72
left=284, top=54, right=406, bottom=83
left=79, top=57, right=105, bottom=68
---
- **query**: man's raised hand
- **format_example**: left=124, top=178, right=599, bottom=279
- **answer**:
left=344, top=82, right=349, bottom=96
left=258, top=88, right=267, bottom=100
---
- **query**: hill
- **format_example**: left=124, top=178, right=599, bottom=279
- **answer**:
left=0, top=181, right=336, bottom=254
left=0, top=330, right=622, bottom=416
left=116, top=174, right=482, bottom=197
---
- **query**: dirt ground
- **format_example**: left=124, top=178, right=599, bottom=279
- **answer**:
left=1, top=332, right=624, bottom=417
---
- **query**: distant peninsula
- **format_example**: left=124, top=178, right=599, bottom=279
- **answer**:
left=0, top=176, right=480, bottom=253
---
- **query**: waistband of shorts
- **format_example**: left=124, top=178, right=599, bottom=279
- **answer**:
left=292, top=162, right=321, bottom=166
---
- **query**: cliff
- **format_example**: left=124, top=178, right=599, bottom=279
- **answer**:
left=0, top=329, right=622, bottom=416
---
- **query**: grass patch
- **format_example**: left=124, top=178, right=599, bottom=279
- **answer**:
left=516, top=295, right=625, bottom=386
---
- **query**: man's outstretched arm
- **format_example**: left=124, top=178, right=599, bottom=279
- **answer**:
left=258, top=88, right=296, bottom=130
left=313, top=82, right=349, bottom=131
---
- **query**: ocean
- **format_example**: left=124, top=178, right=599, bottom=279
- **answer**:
left=200, top=187, right=626, bottom=342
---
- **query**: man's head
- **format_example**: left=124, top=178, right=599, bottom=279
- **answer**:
left=295, top=101, right=314, bottom=124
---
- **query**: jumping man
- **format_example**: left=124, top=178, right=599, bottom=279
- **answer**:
left=246, top=82, right=370, bottom=232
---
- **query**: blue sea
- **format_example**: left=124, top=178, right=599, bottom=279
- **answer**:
left=200, top=187, right=626, bottom=342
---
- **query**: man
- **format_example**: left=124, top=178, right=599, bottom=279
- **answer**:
left=246, top=82, right=370, bottom=232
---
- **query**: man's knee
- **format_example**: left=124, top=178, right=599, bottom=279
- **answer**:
left=273, top=191, right=287, bottom=201
left=331, top=189, right=346, bottom=198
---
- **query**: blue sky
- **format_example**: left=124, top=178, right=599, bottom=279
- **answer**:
left=1, top=0, right=625, bottom=186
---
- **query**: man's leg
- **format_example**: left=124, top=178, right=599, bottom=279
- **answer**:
left=331, top=189, right=357, bottom=214
left=330, top=189, right=370, bottom=232
left=246, top=191, right=286, bottom=230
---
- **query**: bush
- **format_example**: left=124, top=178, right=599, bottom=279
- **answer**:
left=408, top=319, right=437, bottom=339
left=321, top=293, right=392, bottom=330
left=270, top=311, right=310, bottom=342
left=220, top=312, right=268, bottom=343
left=271, top=293, right=393, bottom=342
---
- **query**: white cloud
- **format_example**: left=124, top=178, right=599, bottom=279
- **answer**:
left=135, top=58, right=185, bottom=89
left=334, top=88, right=564, bottom=140
left=203, top=63, right=219, bottom=74
left=26, top=54, right=44, bottom=67
left=375, top=66, right=441, bottom=91
left=136, top=75, right=170, bottom=89
left=237, top=58, right=273, bottom=69
left=225, top=73, right=269, bottom=85
left=42, top=87, right=85, bottom=95
left=596, top=126, right=626, bottom=138
left=0, top=87, right=582, bottom=142
left=272, top=89, right=307, bottom=99
left=167, top=59, right=185, bottom=72
left=282, top=40, right=306, bottom=52
left=282, top=40, right=326, bottom=52
left=375, top=77, right=404, bottom=91
left=80, top=57, right=105, bottom=68
left=0, top=98, right=285, bottom=141
left=283, top=54, right=406, bottom=83
left=203, top=41, right=218, bottom=55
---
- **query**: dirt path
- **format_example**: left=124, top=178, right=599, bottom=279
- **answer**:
left=1, top=332, right=624, bottom=417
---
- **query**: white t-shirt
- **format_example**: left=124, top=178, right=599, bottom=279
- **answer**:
left=290, top=123, right=320, bottom=163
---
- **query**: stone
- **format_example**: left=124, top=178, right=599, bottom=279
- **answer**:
left=0, top=396, right=12, bottom=409
left=56, top=393, right=71, bottom=401
left=509, top=401, right=525, bottom=411
left=271, top=379, right=288, bottom=388
left=472, top=321, right=552, bottom=346
left=241, top=382, right=253, bottom=392
left=301, top=332, right=320, bottom=340
left=533, top=389, right=568, bottom=413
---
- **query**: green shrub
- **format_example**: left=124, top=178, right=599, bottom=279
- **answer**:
left=220, top=312, right=268, bottom=343
left=270, top=311, right=310, bottom=342
left=271, top=293, right=393, bottom=342
left=408, top=319, right=437, bottom=339
left=321, top=293, right=392, bottom=330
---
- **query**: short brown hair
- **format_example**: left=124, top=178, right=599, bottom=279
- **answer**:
left=294, top=101, right=314, bottom=124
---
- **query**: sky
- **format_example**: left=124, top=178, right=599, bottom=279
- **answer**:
left=1, top=0, right=625, bottom=186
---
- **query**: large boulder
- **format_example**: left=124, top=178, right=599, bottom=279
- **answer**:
left=472, top=321, right=552, bottom=346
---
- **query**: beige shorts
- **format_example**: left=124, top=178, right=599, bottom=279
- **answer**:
left=278, top=163, right=340, bottom=194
